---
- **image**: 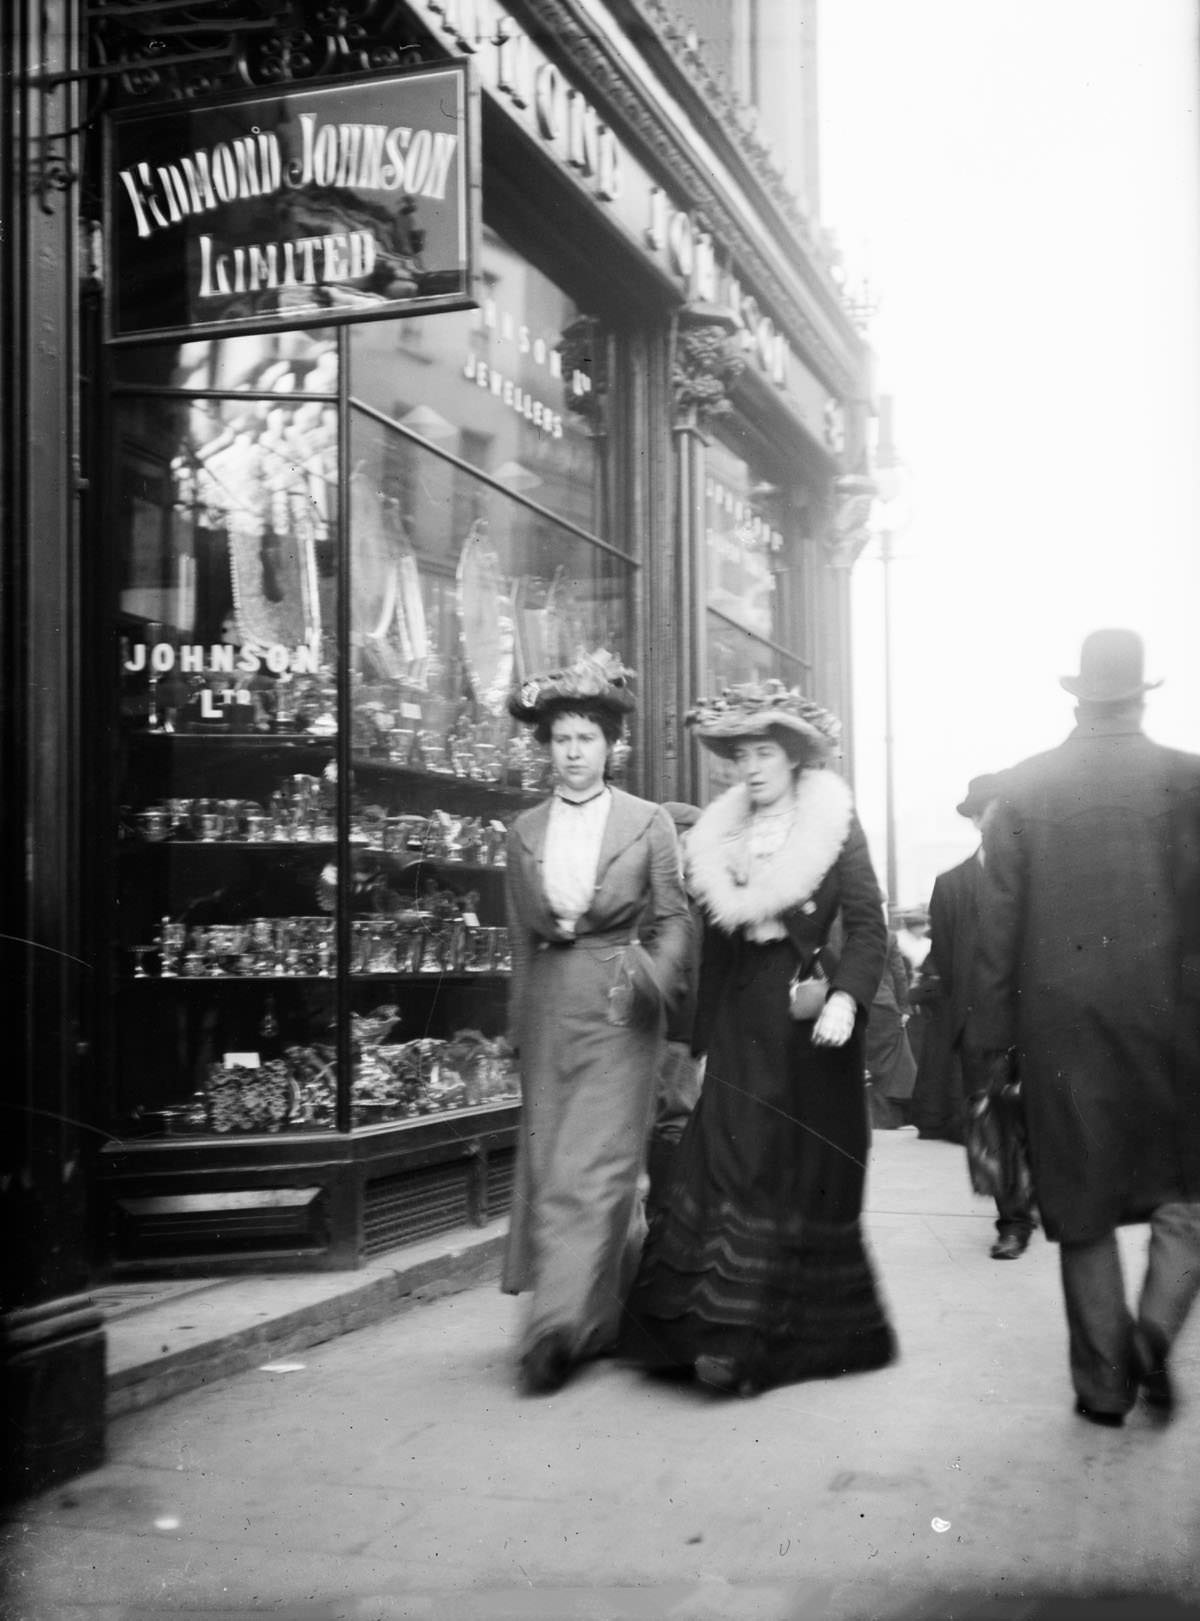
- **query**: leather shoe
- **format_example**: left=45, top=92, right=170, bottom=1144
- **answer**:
left=1074, top=1398, right=1125, bottom=1428
left=520, top=1330, right=573, bottom=1396
left=990, top=1232, right=1029, bottom=1260
left=694, top=1354, right=759, bottom=1397
left=1132, top=1323, right=1175, bottom=1420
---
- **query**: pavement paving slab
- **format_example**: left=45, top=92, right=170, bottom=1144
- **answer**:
left=3, top=1130, right=1199, bottom=1621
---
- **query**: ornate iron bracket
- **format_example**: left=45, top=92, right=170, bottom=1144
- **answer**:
left=21, top=1, right=426, bottom=213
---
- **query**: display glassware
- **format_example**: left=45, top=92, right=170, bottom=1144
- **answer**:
left=164, top=797, right=192, bottom=833
left=157, top=920, right=186, bottom=976
left=274, top=919, right=301, bottom=975
left=137, top=807, right=172, bottom=841
left=218, top=799, right=245, bottom=838
left=492, top=927, right=512, bottom=972
left=443, top=917, right=467, bottom=972
left=439, top=817, right=465, bottom=861
left=416, top=920, right=444, bottom=973
left=131, top=944, right=154, bottom=978
left=247, top=918, right=276, bottom=974
left=190, top=799, right=225, bottom=841
left=350, top=920, right=373, bottom=974
left=387, top=727, right=415, bottom=764
left=243, top=808, right=272, bottom=842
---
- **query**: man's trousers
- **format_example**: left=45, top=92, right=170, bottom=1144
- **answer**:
left=1059, top=1200, right=1200, bottom=1414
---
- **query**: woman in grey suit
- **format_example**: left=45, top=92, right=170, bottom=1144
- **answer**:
left=502, top=651, right=693, bottom=1395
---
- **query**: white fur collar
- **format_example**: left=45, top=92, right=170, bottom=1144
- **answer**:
left=686, top=772, right=854, bottom=932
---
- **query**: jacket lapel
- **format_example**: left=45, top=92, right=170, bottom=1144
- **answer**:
left=512, top=799, right=558, bottom=936
left=592, top=790, right=634, bottom=883
left=519, top=797, right=553, bottom=867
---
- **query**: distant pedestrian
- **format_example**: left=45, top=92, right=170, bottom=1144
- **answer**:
left=502, top=652, right=693, bottom=1396
left=893, top=907, right=932, bottom=1068
left=619, top=681, right=895, bottom=1396
left=933, top=773, right=1036, bottom=1259
left=894, top=907, right=931, bottom=983
left=974, top=629, right=1200, bottom=1427
left=865, top=929, right=918, bottom=1128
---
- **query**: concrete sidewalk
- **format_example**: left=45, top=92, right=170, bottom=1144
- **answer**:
left=7, top=1129, right=1199, bottom=1621
left=92, top=1125, right=960, bottom=1421
left=97, top=1224, right=508, bottom=1419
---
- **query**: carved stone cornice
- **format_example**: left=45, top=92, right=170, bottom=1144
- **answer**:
left=507, top=0, right=863, bottom=399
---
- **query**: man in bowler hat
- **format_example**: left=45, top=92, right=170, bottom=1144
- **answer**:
left=974, top=628, right=1200, bottom=1426
left=930, top=772, right=1036, bottom=1258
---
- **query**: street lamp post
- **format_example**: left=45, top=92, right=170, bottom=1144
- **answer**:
left=880, top=520, right=898, bottom=911
left=872, top=394, right=908, bottom=914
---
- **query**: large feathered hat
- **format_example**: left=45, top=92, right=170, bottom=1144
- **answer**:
left=685, top=679, right=840, bottom=762
left=507, top=648, right=637, bottom=727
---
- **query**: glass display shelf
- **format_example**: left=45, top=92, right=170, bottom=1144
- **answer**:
left=352, top=752, right=546, bottom=807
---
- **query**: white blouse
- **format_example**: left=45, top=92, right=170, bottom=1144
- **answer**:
left=541, top=789, right=613, bottom=934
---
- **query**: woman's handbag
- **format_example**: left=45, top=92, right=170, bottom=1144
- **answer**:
left=965, top=1052, right=1034, bottom=1206
left=788, top=957, right=829, bottom=1022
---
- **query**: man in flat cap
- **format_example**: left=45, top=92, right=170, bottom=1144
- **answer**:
left=974, top=628, right=1200, bottom=1427
left=929, top=772, right=1036, bottom=1258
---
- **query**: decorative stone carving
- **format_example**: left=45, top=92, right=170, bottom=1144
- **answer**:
left=823, top=474, right=877, bottom=569
left=672, top=320, right=745, bottom=433
left=558, top=315, right=607, bottom=428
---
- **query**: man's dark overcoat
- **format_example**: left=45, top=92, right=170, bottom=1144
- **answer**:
left=928, top=852, right=985, bottom=1050
left=973, top=715, right=1200, bottom=1244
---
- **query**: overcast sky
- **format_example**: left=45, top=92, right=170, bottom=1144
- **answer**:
left=817, top=0, right=1200, bottom=904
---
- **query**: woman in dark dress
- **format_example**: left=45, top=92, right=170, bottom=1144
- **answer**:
left=619, top=682, right=896, bottom=1395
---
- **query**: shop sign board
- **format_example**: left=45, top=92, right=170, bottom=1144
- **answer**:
left=105, top=63, right=480, bottom=344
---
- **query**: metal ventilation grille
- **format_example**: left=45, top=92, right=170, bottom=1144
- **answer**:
left=486, top=1146, right=516, bottom=1215
left=363, top=1160, right=473, bottom=1257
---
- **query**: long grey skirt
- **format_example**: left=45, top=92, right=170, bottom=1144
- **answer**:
left=503, top=936, right=664, bottom=1359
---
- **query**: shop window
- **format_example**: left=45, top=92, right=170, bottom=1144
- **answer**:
left=104, top=241, right=634, bottom=1147
left=702, top=428, right=810, bottom=697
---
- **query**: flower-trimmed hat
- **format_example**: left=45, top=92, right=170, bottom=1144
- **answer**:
left=507, top=648, right=637, bottom=728
left=685, top=679, right=841, bottom=762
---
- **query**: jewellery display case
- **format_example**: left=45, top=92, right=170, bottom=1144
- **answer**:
left=99, top=253, right=635, bottom=1271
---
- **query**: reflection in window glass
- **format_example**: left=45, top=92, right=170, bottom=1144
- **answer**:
left=114, top=394, right=338, bottom=689
left=349, top=408, right=632, bottom=777
left=705, top=611, right=806, bottom=693
left=704, top=433, right=783, bottom=641
left=111, top=328, right=339, bottom=396
left=350, top=227, right=606, bottom=541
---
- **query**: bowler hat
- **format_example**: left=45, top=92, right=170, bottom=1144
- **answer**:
left=957, top=773, right=1005, bottom=819
left=1060, top=628, right=1162, bottom=703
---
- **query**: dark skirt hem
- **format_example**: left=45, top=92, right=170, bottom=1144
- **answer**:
left=618, top=1307, right=897, bottom=1392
